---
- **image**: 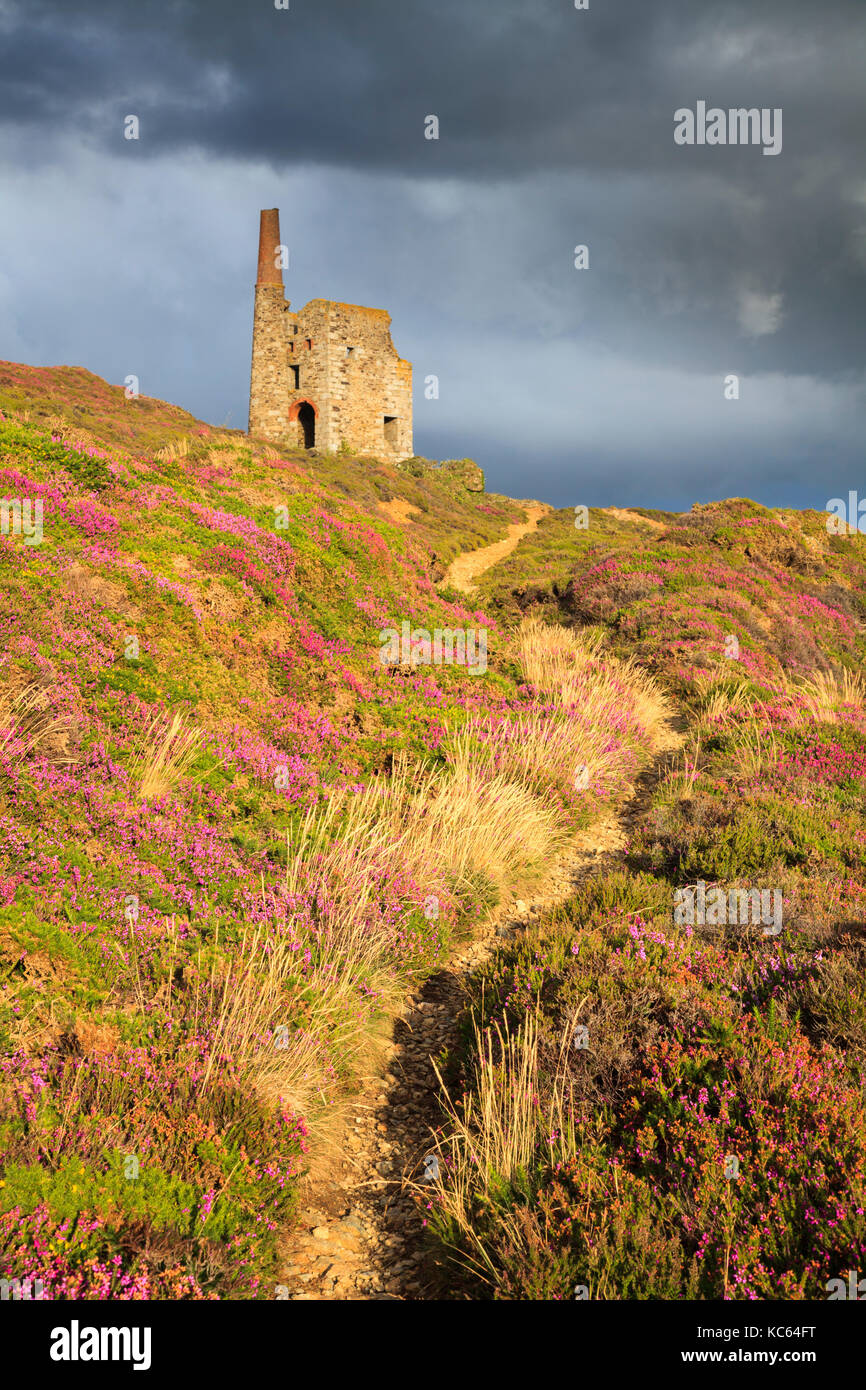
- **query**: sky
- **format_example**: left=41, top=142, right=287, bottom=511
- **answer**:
left=0, top=0, right=863, bottom=510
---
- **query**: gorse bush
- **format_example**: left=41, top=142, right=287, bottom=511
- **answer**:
left=0, top=420, right=114, bottom=490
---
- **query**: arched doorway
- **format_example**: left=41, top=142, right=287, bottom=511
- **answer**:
left=289, top=399, right=318, bottom=449
left=298, top=403, right=315, bottom=448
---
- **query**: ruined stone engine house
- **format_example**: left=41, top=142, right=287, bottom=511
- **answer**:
left=248, top=208, right=413, bottom=460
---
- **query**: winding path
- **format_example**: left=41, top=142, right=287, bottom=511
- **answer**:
left=276, top=713, right=685, bottom=1300
left=443, top=503, right=551, bottom=593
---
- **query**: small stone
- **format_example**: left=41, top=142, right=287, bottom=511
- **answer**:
left=311, top=1226, right=330, bottom=1240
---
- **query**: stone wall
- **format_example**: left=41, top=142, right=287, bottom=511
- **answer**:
left=286, top=301, right=412, bottom=459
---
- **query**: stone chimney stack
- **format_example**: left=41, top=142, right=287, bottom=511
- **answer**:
left=249, top=208, right=290, bottom=437
left=256, top=208, right=283, bottom=287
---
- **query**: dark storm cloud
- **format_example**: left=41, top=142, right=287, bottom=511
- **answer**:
left=1, top=0, right=863, bottom=378
left=2, top=0, right=864, bottom=176
left=0, top=0, right=863, bottom=508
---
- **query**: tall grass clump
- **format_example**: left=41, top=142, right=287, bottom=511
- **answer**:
left=128, top=709, right=205, bottom=799
left=154, top=437, right=191, bottom=462
left=0, top=682, right=74, bottom=767
left=421, top=1007, right=579, bottom=1289
left=787, top=668, right=866, bottom=723
left=447, top=617, right=673, bottom=806
left=515, top=616, right=671, bottom=737
left=202, top=922, right=390, bottom=1118
left=298, top=756, right=569, bottom=908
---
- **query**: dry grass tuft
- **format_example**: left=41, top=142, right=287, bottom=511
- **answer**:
left=515, top=616, right=603, bottom=695
left=128, top=710, right=205, bottom=799
left=0, top=682, right=76, bottom=766
left=659, top=735, right=703, bottom=799
left=788, top=668, right=866, bottom=723
left=154, top=437, right=191, bottom=463
left=201, top=921, right=393, bottom=1117
left=515, top=616, right=671, bottom=744
left=449, top=616, right=676, bottom=802
left=417, top=1007, right=579, bottom=1289
left=729, top=719, right=779, bottom=779
left=692, top=669, right=752, bottom=730
left=308, top=755, right=568, bottom=902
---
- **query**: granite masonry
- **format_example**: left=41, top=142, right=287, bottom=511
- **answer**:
left=248, top=208, right=413, bottom=460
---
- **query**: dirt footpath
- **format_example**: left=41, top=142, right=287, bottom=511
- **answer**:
left=276, top=714, right=685, bottom=1300
left=444, top=504, right=551, bottom=593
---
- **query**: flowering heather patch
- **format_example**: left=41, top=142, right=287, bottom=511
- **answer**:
left=769, top=729, right=866, bottom=789
left=0, top=1204, right=216, bottom=1300
left=196, top=543, right=277, bottom=602
left=187, top=502, right=297, bottom=581
left=0, top=1039, right=309, bottom=1298
left=429, top=877, right=866, bottom=1299
left=65, top=497, right=120, bottom=538
left=109, top=556, right=205, bottom=623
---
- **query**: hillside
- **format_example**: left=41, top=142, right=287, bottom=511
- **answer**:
left=427, top=498, right=866, bottom=1299
left=0, top=361, right=864, bottom=1301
